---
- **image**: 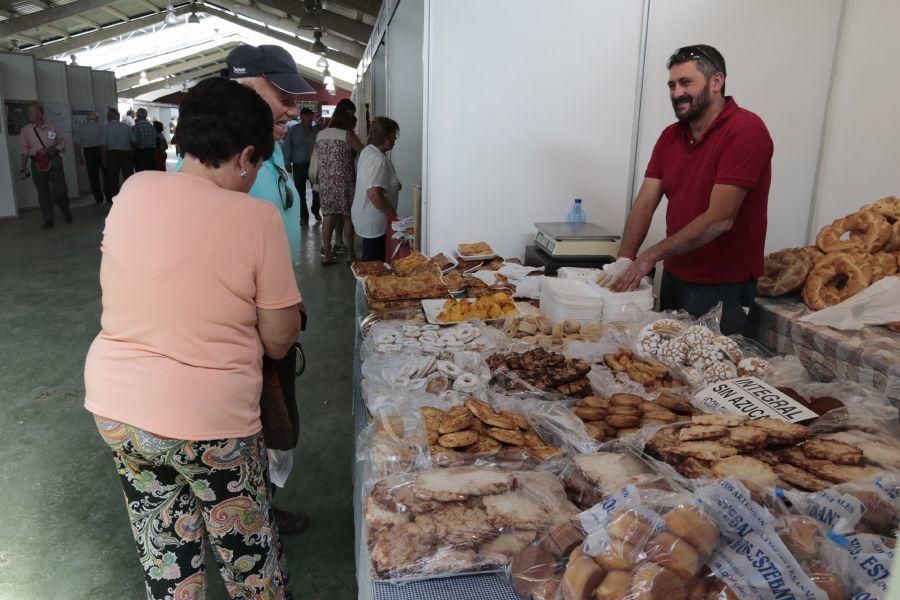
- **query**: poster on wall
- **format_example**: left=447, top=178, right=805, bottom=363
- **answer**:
left=44, top=102, right=72, bottom=134
left=71, top=107, right=94, bottom=130
left=5, top=100, right=36, bottom=136
left=297, top=100, right=318, bottom=112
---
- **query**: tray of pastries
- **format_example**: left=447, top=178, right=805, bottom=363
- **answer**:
left=351, top=260, right=392, bottom=279
left=365, top=271, right=449, bottom=303
left=457, top=241, right=496, bottom=260
left=391, top=251, right=441, bottom=277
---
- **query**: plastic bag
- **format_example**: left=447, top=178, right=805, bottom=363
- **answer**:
left=356, top=405, right=431, bottom=490
left=490, top=391, right=601, bottom=456
left=488, top=347, right=595, bottom=399
left=364, top=466, right=578, bottom=583
left=559, top=449, right=672, bottom=510
left=508, top=484, right=721, bottom=600
left=267, top=448, right=293, bottom=488
left=362, top=319, right=501, bottom=359
left=824, top=531, right=894, bottom=599
left=798, top=277, right=900, bottom=329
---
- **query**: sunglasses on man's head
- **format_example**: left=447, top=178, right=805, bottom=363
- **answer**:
left=275, top=165, right=294, bottom=210
left=668, top=46, right=725, bottom=75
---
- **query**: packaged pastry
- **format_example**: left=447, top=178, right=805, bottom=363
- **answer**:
left=365, top=466, right=577, bottom=582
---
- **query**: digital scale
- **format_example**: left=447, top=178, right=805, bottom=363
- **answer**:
left=533, top=222, right=621, bottom=258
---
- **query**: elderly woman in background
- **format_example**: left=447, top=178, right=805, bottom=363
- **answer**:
left=84, top=77, right=300, bottom=600
left=351, top=117, right=401, bottom=262
left=315, top=98, right=364, bottom=264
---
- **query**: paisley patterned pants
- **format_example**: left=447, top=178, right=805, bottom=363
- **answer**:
left=94, top=416, right=291, bottom=600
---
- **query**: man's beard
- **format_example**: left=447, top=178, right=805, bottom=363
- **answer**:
left=672, top=83, right=711, bottom=123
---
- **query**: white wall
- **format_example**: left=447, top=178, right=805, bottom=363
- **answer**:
left=632, top=0, right=842, bottom=255
left=422, top=0, right=646, bottom=258
left=0, top=52, right=40, bottom=210
left=385, top=0, right=424, bottom=216
left=66, top=65, right=95, bottom=195
left=810, top=0, right=900, bottom=235
left=0, top=74, right=15, bottom=218
left=36, top=59, right=80, bottom=200
left=372, top=44, right=387, bottom=118
left=91, top=70, right=118, bottom=118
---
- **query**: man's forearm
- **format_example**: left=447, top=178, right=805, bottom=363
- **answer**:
left=20, top=153, right=28, bottom=170
left=618, top=206, right=654, bottom=260
left=640, top=211, right=734, bottom=263
left=368, top=191, right=395, bottom=216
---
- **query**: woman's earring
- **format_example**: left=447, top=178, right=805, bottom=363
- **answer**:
left=240, top=169, right=247, bottom=178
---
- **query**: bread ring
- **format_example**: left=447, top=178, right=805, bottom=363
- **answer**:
left=436, top=360, right=463, bottom=378
left=402, top=325, right=422, bottom=338
left=757, top=247, right=816, bottom=296
left=816, top=211, right=891, bottom=253
left=868, top=251, right=899, bottom=282
left=802, top=252, right=874, bottom=310
left=452, top=372, right=481, bottom=392
left=375, top=332, right=400, bottom=345
left=860, top=196, right=900, bottom=251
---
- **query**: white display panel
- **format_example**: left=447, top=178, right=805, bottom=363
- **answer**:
left=385, top=0, right=424, bottom=216
left=91, top=70, right=118, bottom=118
left=36, top=59, right=80, bottom=200
left=0, top=51, right=40, bottom=210
left=0, top=74, right=15, bottom=218
left=423, top=0, right=645, bottom=258
left=809, top=0, right=900, bottom=236
left=67, top=65, right=96, bottom=194
left=630, top=0, right=842, bottom=255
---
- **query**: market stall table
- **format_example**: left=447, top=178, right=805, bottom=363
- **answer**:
left=752, top=296, right=900, bottom=406
left=351, top=280, right=519, bottom=600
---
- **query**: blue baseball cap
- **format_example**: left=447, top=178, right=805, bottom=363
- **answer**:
left=227, top=44, right=315, bottom=94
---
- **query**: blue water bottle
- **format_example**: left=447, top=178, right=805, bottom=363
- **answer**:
left=567, top=198, right=587, bottom=223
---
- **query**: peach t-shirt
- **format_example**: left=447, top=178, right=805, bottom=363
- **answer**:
left=84, top=171, right=302, bottom=440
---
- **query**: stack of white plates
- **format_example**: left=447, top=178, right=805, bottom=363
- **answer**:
left=540, top=278, right=604, bottom=323
left=594, top=280, right=654, bottom=323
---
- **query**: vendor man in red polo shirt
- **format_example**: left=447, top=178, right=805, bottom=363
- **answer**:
left=604, top=45, right=773, bottom=335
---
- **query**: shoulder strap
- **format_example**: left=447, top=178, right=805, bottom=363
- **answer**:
left=32, top=124, right=46, bottom=149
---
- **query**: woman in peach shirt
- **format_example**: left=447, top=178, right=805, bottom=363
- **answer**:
left=84, top=78, right=300, bottom=600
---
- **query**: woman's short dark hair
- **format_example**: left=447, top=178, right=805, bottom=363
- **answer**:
left=368, top=117, right=399, bottom=147
left=329, top=99, right=357, bottom=130
left=177, top=77, right=274, bottom=167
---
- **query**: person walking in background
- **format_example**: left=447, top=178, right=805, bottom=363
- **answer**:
left=101, top=108, right=135, bottom=203
left=132, top=108, right=157, bottom=172
left=74, top=111, right=106, bottom=204
left=18, top=103, right=71, bottom=229
left=122, top=109, right=136, bottom=127
left=352, top=117, right=401, bottom=262
left=152, top=121, right=168, bottom=171
left=85, top=77, right=299, bottom=599
left=316, top=98, right=364, bottom=264
left=283, top=107, right=320, bottom=226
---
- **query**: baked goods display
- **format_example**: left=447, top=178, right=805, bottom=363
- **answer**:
left=391, top=250, right=440, bottom=277
left=633, top=319, right=770, bottom=386
left=431, top=252, right=456, bottom=273
left=757, top=246, right=823, bottom=296
left=365, top=466, right=577, bottom=580
left=488, top=348, right=593, bottom=398
left=570, top=392, right=695, bottom=442
left=562, top=452, right=662, bottom=509
left=363, top=351, right=489, bottom=395
left=438, top=293, right=518, bottom=322
left=351, top=260, right=392, bottom=278
left=458, top=241, right=495, bottom=258
left=602, top=348, right=683, bottom=392
left=499, top=315, right=603, bottom=347
left=645, top=413, right=890, bottom=492
left=365, top=271, right=449, bottom=303
left=758, top=196, right=900, bottom=312
left=422, top=397, right=562, bottom=464
left=369, top=322, right=492, bottom=354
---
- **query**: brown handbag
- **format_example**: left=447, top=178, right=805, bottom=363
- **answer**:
left=259, top=342, right=305, bottom=450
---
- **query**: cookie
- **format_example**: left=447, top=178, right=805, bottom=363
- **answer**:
left=610, top=393, right=644, bottom=408
left=438, top=430, right=479, bottom=448
left=801, top=439, right=865, bottom=465
left=500, top=410, right=531, bottom=431
left=609, top=405, right=642, bottom=417
left=527, top=445, right=561, bottom=461
left=721, top=426, right=769, bottom=450
left=607, top=415, right=641, bottom=429
left=773, top=463, right=831, bottom=492
left=711, top=456, right=777, bottom=488
left=579, top=396, right=611, bottom=409
left=670, top=441, right=738, bottom=461
left=750, top=418, right=810, bottom=444
left=657, top=392, right=694, bottom=414
left=803, top=462, right=884, bottom=485
left=481, top=412, right=517, bottom=430
left=487, top=427, right=526, bottom=446
left=465, top=396, right=494, bottom=421
left=465, top=435, right=503, bottom=456
left=676, top=457, right=715, bottom=479
left=691, top=414, right=747, bottom=427
left=678, top=425, right=729, bottom=441
left=573, top=406, right=608, bottom=421
left=438, top=410, right=475, bottom=434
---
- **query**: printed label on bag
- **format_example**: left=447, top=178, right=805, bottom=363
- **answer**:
left=577, top=484, right=637, bottom=533
left=697, top=478, right=775, bottom=536
left=692, top=377, right=818, bottom=423
left=829, top=533, right=893, bottom=598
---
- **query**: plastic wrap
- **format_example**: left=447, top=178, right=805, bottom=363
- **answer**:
left=356, top=405, right=431, bottom=490
left=495, top=314, right=605, bottom=351
left=824, top=531, right=894, bottom=599
left=488, top=347, right=595, bottom=399
left=362, top=319, right=502, bottom=359
left=490, top=391, right=602, bottom=456
left=364, top=466, right=578, bottom=583
left=361, top=350, right=492, bottom=410
left=568, top=389, right=695, bottom=446
left=559, top=449, right=673, bottom=510
left=509, top=484, right=723, bottom=600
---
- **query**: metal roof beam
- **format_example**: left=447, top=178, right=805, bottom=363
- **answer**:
left=101, top=5, right=129, bottom=22
left=201, top=2, right=360, bottom=67
left=204, top=0, right=362, bottom=59
left=324, top=0, right=378, bottom=18
left=255, top=0, right=370, bottom=44
left=25, top=6, right=189, bottom=58
left=118, top=44, right=234, bottom=89
left=0, top=0, right=120, bottom=38
left=128, top=61, right=225, bottom=96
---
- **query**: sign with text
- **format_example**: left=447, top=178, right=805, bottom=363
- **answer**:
left=693, top=377, right=818, bottom=423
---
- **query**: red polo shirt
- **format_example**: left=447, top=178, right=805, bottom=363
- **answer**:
left=645, top=97, right=773, bottom=284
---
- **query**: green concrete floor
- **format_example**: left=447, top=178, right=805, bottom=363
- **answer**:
left=0, top=197, right=358, bottom=599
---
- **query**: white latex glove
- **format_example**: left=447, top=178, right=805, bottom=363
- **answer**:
left=595, top=258, right=633, bottom=287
